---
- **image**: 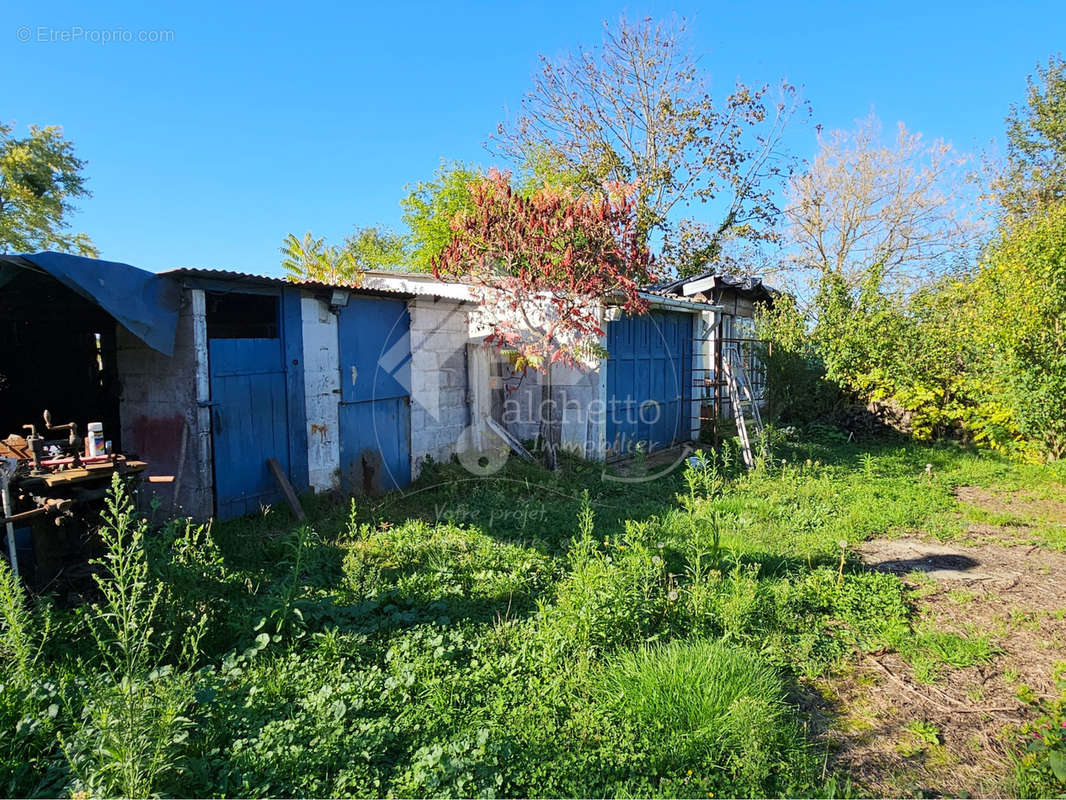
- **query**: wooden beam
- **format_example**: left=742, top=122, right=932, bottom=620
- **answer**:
left=267, top=457, right=306, bottom=521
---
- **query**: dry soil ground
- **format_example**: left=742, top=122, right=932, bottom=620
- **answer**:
left=815, top=485, right=1066, bottom=797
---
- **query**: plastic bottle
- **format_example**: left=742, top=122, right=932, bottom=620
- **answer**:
left=87, top=422, right=105, bottom=458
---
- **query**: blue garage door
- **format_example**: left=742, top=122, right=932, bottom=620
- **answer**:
left=605, top=310, right=691, bottom=458
left=337, top=297, right=412, bottom=493
left=209, top=337, right=290, bottom=518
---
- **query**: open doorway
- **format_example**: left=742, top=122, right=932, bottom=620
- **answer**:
left=0, top=268, right=121, bottom=449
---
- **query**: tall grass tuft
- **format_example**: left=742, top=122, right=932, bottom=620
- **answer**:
left=595, top=639, right=812, bottom=794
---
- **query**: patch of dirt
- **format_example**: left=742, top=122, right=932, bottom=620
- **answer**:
left=819, top=535, right=1066, bottom=797
left=956, top=484, right=1066, bottom=525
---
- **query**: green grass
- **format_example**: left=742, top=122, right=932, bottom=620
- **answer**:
left=593, top=639, right=815, bottom=795
left=2, top=428, right=1063, bottom=797
left=896, top=627, right=1000, bottom=683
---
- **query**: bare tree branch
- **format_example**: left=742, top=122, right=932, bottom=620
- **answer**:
left=785, top=114, right=984, bottom=295
left=492, top=16, right=806, bottom=277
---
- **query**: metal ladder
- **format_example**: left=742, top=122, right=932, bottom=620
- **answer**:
left=722, top=346, right=763, bottom=468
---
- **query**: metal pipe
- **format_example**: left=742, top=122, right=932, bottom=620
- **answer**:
left=0, top=506, right=46, bottom=526
left=2, top=485, right=18, bottom=577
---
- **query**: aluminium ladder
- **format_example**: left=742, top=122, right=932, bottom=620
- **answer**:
left=722, top=346, right=763, bottom=469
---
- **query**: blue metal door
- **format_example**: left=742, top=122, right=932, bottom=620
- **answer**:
left=605, top=310, right=690, bottom=458
left=209, top=337, right=290, bottom=519
left=337, top=297, right=412, bottom=493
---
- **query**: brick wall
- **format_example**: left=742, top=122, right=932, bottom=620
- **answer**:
left=116, top=292, right=212, bottom=519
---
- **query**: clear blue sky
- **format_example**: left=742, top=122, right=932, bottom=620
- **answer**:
left=3, top=0, right=1061, bottom=275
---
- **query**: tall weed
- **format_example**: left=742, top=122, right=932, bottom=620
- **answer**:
left=61, top=474, right=205, bottom=798
left=0, top=556, right=49, bottom=687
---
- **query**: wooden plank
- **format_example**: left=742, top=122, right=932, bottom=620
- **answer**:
left=192, top=288, right=213, bottom=519
left=486, top=417, right=534, bottom=462
left=282, top=287, right=309, bottom=493
left=41, top=460, right=147, bottom=486
left=267, top=457, right=305, bottom=521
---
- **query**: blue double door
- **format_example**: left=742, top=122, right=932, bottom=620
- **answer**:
left=208, top=292, right=412, bottom=520
left=337, top=297, right=412, bottom=493
left=605, top=310, right=692, bottom=457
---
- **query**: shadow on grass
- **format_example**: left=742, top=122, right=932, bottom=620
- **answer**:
left=357, top=451, right=692, bottom=551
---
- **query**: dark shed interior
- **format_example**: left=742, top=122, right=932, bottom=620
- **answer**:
left=0, top=268, right=122, bottom=449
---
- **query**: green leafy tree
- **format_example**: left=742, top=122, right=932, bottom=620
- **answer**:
left=342, top=225, right=408, bottom=272
left=281, top=231, right=349, bottom=283
left=753, top=294, right=840, bottom=422
left=1001, top=55, right=1066, bottom=219
left=0, top=121, right=97, bottom=256
left=971, top=202, right=1066, bottom=457
left=280, top=226, right=407, bottom=283
left=493, top=16, right=805, bottom=276
left=400, top=161, right=484, bottom=272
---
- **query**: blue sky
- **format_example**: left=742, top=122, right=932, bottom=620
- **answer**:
left=3, top=0, right=1062, bottom=275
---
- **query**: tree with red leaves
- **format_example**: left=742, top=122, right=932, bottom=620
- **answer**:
left=434, top=168, right=654, bottom=468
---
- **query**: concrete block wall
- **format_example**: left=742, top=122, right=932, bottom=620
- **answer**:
left=301, top=294, right=341, bottom=492
left=493, top=358, right=602, bottom=459
left=116, top=293, right=212, bottom=519
left=408, top=297, right=473, bottom=475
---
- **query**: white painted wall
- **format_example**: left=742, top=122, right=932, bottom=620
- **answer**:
left=300, top=294, right=341, bottom=492
left=692, top=310, right=716, bottom=439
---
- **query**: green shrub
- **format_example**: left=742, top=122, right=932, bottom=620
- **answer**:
left=0, top=560, right=64, bottom=796
left=540, top=504, right=672, bottom=660
left=755, top=295, right=842, bottom=423
left=1016, top=663, right=1066, bottom=797
left=340, top=517, right=555, bottom=615
left=0, top=558, right=48, bottom=687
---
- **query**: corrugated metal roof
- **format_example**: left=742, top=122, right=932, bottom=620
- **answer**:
left=361, top=271, right=720, bottom=309
left=162, top=268, right=722, bottom=310
left=630, top=288, right=721, bottom=312
left=162, top=267, right=417, bottom=298
left=359, top=272, right=475, bottom=301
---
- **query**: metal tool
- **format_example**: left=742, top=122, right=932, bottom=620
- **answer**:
left=41, top=410, right=83, bottom=467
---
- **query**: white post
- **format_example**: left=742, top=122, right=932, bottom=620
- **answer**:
left=1, top=458, right=19, bottom=576
left=596, top=304, right=609, bottom=460
left=191, top=289, right=213, bottom=514
left=466, top=343, right=491, bottom=450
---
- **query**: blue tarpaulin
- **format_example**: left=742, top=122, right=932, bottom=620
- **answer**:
left=0, top=252, right=181, bottom=355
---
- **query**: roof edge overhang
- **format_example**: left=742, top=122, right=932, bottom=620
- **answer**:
left=162, top=268, right=417, bottom=300
left=603, top=288, right=721, bottom=314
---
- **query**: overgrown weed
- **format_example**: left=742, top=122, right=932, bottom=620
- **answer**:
left=0, top=433, right=1061, bottom=797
